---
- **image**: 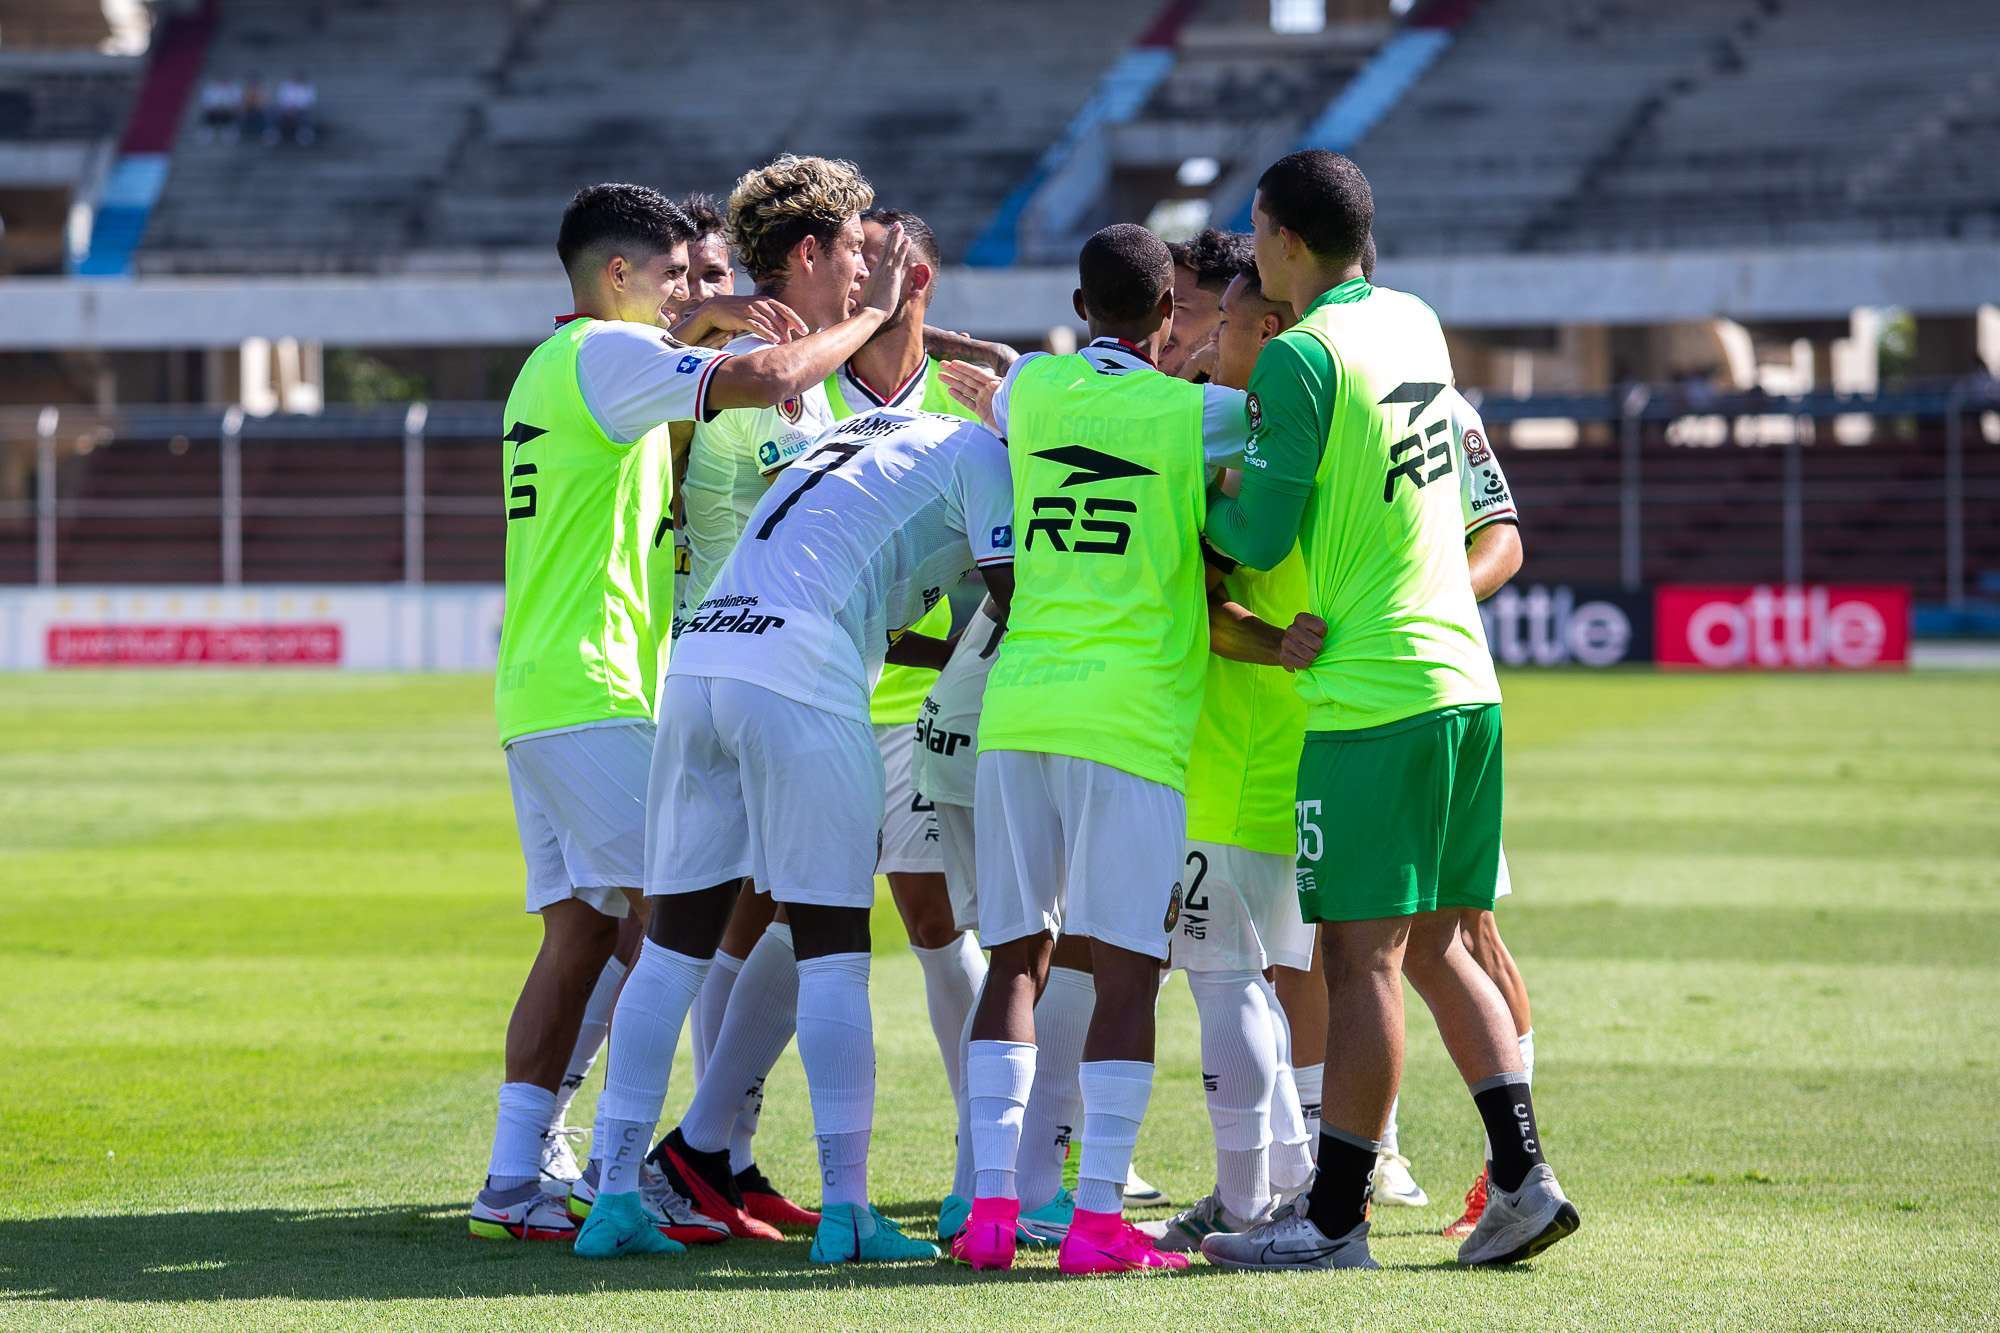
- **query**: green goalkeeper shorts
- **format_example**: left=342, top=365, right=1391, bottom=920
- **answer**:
left=1294, top=703, right=1503, bottom=923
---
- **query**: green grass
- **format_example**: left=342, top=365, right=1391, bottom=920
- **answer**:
left=2, top=669, right=1997, bottom=1330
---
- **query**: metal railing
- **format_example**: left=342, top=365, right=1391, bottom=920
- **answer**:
left=2, top=381, right=1996, bottom=603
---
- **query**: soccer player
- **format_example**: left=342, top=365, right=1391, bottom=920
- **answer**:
left=1197, top=150, right=1577, bottom=1271
left=943, top=224, right=1315, bottom=1276
left=1160, top=227, right=1243, bottom=379
left=469, top=181, right=914, bottom=1245
left=638, top=155, right=878, bottom=1236
left=664, top=207, right=1031, bottom=1236
left=1266, top=235, right=1539, bottom=1224
left=574, top=402, right=1019, bottom=1265
left=681, top=193, right=736, bottom=310
left=1143, top=242, right=1321, bottom=1251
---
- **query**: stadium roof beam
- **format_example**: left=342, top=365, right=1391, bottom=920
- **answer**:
left=2, top=241, right=1997, bottom=349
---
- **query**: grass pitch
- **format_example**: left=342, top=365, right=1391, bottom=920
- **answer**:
left=2, top=669, right=1996, bottom=1330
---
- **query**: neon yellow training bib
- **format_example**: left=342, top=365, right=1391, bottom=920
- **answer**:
left=978, top=353, right=1211, bottom=791
left=494, top=319, right=675, bottom=745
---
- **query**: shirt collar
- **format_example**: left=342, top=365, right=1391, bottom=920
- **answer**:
left=843, top=355, right=929, bottom=408
left=1301, top=277, right=1373, bottom=316
left=1083, top=336, right=1156, bottom=372
left=553, top=312, right=595, bottom=327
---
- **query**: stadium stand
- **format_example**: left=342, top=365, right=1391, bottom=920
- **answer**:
left=1353, top=0, right=2000, bottom=258
left=0, top=53, right=136, bottom=142
left=138, top=0, right=1154, bottom=271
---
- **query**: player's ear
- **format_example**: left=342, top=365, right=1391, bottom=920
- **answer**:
left=1259, top=311, right=1282, bottom=344
left=604, top=252, right=627, bottom=292
left=1071, top=288, right=1089, bottom=323
left=909, top=260, right=933, bottom=297
left=793, top=232, right=819, bottom=276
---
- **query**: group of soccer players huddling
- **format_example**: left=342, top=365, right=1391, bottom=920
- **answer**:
left=469, top=145, right=1579, bottom=1276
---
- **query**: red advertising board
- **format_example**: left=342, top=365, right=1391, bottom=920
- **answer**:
left=1654, top=585, right=1909, bottom=670
left=46, top=623, right=343, bottom=666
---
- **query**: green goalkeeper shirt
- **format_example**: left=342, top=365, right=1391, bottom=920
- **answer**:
left=1203, top=277, right=1499, bottom=732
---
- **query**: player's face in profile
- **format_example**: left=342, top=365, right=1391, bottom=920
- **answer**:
left=1160, top=265, right=1220, bottom=377
left=825, top=215, right=868, bottom=318
left=1213, top=273, right=1265, bottom=391
left=630, top=242, right=692, bottom=327
left=680, top=233, right=734, bottom=311
left=1250, top=193, right=1283, bottom=306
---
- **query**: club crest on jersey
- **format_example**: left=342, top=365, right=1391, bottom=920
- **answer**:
left=1163, top=880, right=1184, bottom=932
left=757, top=441, right=782, bottom=468
left=1463, top=427, right=1492, bottom=466
left=676, top=353, right=703, bottom=375
left=778, top=394, right=804, bottom=424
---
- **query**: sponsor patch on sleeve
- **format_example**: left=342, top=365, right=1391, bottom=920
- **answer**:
left=676, top=352, right=703, bottom=374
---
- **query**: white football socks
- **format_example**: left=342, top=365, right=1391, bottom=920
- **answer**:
left=1295, top=1062, right=1325, bottom=1163
left=690, top=949, right=742, bottom=1083
left=1382, top=1094, right=1402, bottom=1155
left=680, top=922, right=797, bottom=1159
left=553, top=955, right=626, bottom=1130
left=795, top=951, right=875, bottom=1210
left=1259, top=975, right=1314, bottom=1193
left=595, top=939, right=709, bottom=1195
left=1016, top=965, right=1092, bottom=1208
left=1188, top=968, right=1278, bottom=1221
left=967, top=1039, right=1035, bottom=1199
left=951, top=999, right=978, bottom=1200
left=1075, top=1060, right=1154, bottom=1216
left=487, top=1081, right=556, bottom=1191
left=912, top=931, right=986, bottom=1101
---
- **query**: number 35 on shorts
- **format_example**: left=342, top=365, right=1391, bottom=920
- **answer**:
left=1295, top=799, right=1324, bottom=894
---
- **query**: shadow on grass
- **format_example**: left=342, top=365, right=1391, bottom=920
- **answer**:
left=0, top=1200, right=1529, bottom=1302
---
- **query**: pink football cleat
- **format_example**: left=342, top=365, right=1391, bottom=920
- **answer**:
left=950, top=1196, right=1020, bottom=1271
left=1056, top=1208, right=1192, bottom=1275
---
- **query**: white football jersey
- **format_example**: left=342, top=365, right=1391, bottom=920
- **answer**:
left=911, top=595, right=1006, bottom=808
left=1452, top=389, right=1518, bottom=536
left=679, top=332, right=838, bottom=609
left=668, top=407, right=1016, bottom=722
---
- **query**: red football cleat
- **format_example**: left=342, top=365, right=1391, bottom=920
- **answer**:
left=656, top=1131, right=782, bottom=1241
left=1443, top=1168, right=1488, bottom=1239
left=737, top=1165, right=821, bottom=1230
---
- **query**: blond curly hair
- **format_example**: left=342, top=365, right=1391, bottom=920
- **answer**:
left=726, top=154, right=875, bottom=286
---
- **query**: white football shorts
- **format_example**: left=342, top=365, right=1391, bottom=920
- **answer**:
left=505, top=720, right=652, bottom=918
left=876, top=722, right=944, bottom=875
left=646, top=675, right=884, bottom=909
left=1168, top=839, right=1315, bottom=973
left=936, top=799, right=979, bottom=933
left=973, top=749, right=1184, bottom=961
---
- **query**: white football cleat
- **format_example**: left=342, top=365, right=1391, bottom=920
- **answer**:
left=1123, top=1165, right=1168, bottom=1207
left=538, top=1125, right=586, bottom=1195
left=1373, top=1149, right=1429, bottom=1207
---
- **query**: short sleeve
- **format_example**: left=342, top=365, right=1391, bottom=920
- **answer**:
left=989, top=351, right=1046, bottom=439
left=575, top=322, right=729, bottom=445
left=953, top=426, right=1016, bottom=566
left=1199, top=384, right=1250, bottom=467
left=1241, top=332, right=1332, bottom=495
left=1452, top=390, right=1518, bottom=534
